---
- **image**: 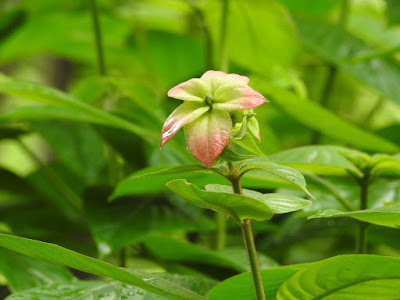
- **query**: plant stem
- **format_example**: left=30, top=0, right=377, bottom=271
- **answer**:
left=215, top=213, right=227, bottom=250
left=355, top=173, right=369, bottom=254
left=89, top=0, right=106, bottom=75
left=219, top=0, right=229, bottom=72
left=231, top=177, right=266, bottom=300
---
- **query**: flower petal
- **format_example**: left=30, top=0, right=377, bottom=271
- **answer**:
left=168, top=78, right=209, bottom=102
left=184, top=110, right=232, bottom=168
left=213, top=84, right=267, bottom=111
left=161, top=102, right=210, bottom=147
left=200, top=70, right=249, bottom=94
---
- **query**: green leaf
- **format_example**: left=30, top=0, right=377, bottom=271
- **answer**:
left=6, top=274, right=217, bottom=300
left=207, top=264, right=309, bottom=300
left=110, top=166, right=228, bottom=201
left=165, top=179, right=274, bottom=223
left=309, top=204, right=400, bottom=228
left=0, top=247, right=75, bottom=292
left=0, top=74, right=157, bottom=143
left=277, top=255, right=400, bottom=299
left=205, top=185, right=312, bottom=214
left=233, top=133, right=267, bottom=159
left=144, top=236, right=278, bottom=274
left=0, top=234, right=207, bottom=300
left=295, top=14, right=400, bottom=107
left=240, top=158, right=315, bottom=199
left=269, top=145, right=362, bottom=176
left=219, top=148, right=255, bottom=162
left=251, top=80, right=399, bottom=154
left=369, top=155, right=400, bottom=178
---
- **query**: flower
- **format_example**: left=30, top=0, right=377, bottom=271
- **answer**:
left=161, top=70, right=267, bottom=168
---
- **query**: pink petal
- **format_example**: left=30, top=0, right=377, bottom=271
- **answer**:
left=213, top=85, right=267, bottom=111
left=200, top=70, right=249, bottom=92
left=168, top=78, right=209, bottom=102
left=161, top=102, right=210, bottom=147
left=184, top=110, right=232, bottom=168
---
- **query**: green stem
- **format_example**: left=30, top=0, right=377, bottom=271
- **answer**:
left=350, top=44, right=400, bottom=64
left=89, top=0, right=106, bottom=75
left=232, top=177, right=266, bottom=300
left=215, top=213, right=227, bottom=250
left=355, top=174, right=369, bottom=254
left=18, top=140, right=82, bottom=210
left=219, top=0, right=229, bottom=72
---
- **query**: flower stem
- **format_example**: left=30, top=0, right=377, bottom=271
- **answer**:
left=89, top=0, right=106, bottom=75
left=231, top=176, right=266, bottom=300
left=355, top=173, right=369, bottom=254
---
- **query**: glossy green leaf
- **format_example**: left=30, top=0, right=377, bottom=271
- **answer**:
left=295, top=14, right=400, bottom=107
left=309, top=204, right=400, bottom=228
left=240, top=158, right=315, bottom=199
left=219, top=148, right=254, bottom=162
left=165, top=179, right=274, bottom=223
left=0, top=234, right=207, bottom=300
left=269, top=145, right=362, bottom=176
left=277, top=255, right=400, bottom=299
left=0, top=247, right=75, bottom=292
left=205, top=185, right=312, bottom=214
left=233, top=133, right=267, bottom=159
left=144, top=236, right=278, bottom=274
left=0, top=74, right=156, bottom=143
left=251, top=80, right=399, bottom=154
left=6, top=274, right=217, bottom=300
left=207, top=264, right=308, bottom=300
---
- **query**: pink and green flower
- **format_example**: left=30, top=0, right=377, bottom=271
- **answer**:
left=161, top=70, right=267, bottom=168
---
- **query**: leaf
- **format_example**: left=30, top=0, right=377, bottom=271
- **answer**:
left=232, top=133, right=267, bottom=159
left=144, top=236, right=279, bottom=274
left=165, top=179, right=274, bottom=223
left=308, top=204, right=400, bottom=228
left=240, top=158, right=315, bottom=199
left=205, top=185, right=312, bottom=214
left=268, top=145, right=362, bottom=176
left=251, top=80, right=400, bottom=154
left=369, top=155, right=400, bottom=178
left=0, top=234, right=207, bottom=300
left=0, top=74, right=157, bottom=143
left=295, top=14, right=400, bottom=107
left=207, top=264, right=309, bottom=300
left=6, top=274, right=217, bottom=300
left=219, top=148, right=255, bottom=162
left=277, top=255, right=400, bottom=299
left=110, top=166, right=228, bottom=201
left=0, top=247, right=75, bottom=292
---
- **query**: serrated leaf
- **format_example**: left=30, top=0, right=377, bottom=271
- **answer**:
left=240, top=158, right=315, bottom=199
left=309, top=204, right=400, bottom=228
left=0, top=234, right=207, bottom=300
left=277, top=255, right=400, bottom=299
left=165, top=179, right=274, bottom=223
left=205, top=184, right=312, bottom=214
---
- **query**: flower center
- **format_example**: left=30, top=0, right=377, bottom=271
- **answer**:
left=205, top=95, right=214, bottom=108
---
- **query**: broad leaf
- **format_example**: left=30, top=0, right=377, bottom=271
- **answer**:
left=0, top=234, right=207, bottom=300
left=309, top=204, right=400, bottom=228
left=165, top=179, right=274, bottom=223
left=277, top=255, right=400, bottom=299
left=240, top=158, right=315, bottom=199
left=205, top=185, right=312, bottom=214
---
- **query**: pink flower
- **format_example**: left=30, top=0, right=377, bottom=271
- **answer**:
left=161, top=70, right=267, bottom=168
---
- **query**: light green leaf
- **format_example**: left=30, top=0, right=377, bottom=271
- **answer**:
left=165, top=179, right=274, bottom=223
left=0, top=247, right=75, bottom=292
left=207, top=264, right=309, bottom=300
left=219, top=148, right=255, bottom=162
left=0, top=234, right=207, bottom=300
left=309, top=204, right=400, bottom=228
left=130, top=165, right=208, bottom=179
left=277, top=255, right=400, bottom=299
left=251, top=80, right=399, bottom=153
left=233, top=133, right=267, bottom=159
left=206, top=185, right=312, bottom=214
left=240, top=158, right=315, bottom=199
left=6, top=274, right=217, bottom=300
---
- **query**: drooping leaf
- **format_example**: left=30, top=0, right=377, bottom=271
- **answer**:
left=277, top=255, right=400, bottom=299
left=165, top=179, right=274, bottom=223
left=0, top=234, right=207, bottom=300
left=309, top=204, right=400, bottom=228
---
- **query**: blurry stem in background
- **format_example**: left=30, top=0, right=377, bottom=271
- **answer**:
left=355, top=173, right=369, bottom=254
left=214, top=0, right=230, bottom=250
left=231, top=175, right=266, bottom=300
left=311, top=0, right=350, bottom=144
left=350, top=44, right=400, bottom=64
left=362, top=96, right=385, bottom=128
left=17, top=139, right=82, bottom=210
left=89, top=0, right=106, bottom=75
